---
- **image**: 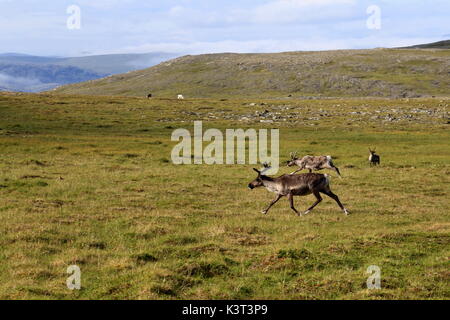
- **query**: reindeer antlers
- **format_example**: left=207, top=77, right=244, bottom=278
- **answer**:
left=253, top=162, right=272, bottom=175
left=260, top=162, right=272, bottom=175
left=290, top=151, right=298, bottom=160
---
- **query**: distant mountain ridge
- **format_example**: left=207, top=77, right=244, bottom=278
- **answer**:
left=4, top=40, right=449, bottom=95
left=0, top=53, right=37, bottom=57
left=0, top=52, right=179, bottom=92
left=52, top=47, right=450, bottom=99
left=400, top=40, right=450, bottom=49
left=0, top=64, right=104, bottom=92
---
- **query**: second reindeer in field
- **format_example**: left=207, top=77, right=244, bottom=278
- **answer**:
left=287, top=152, right=342, bottom=177
left=248, top=166, right=349, bottom=216
left=368, top=148, right=380, bottom=166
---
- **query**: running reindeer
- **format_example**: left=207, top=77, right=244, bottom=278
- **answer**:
left=287, top=152, right=342, bottom=177
left=248, top=165, right=349, bottom=216
left=368, top=148, right=380, bottom=166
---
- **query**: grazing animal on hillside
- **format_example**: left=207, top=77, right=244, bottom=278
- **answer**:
left=287, top=152, right=342, bottom=177
left=248, top=167, right=349, bottom=216
left=177, top=94, right=184, bottom=100
left=368, top=148, right=380, bottom=166
left=147, top=93, right=152, bottom=98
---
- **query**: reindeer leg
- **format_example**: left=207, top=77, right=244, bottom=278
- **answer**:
left=262, top=194, right=283, bottom=215
left=321, top=190, right=349, bottom=215
left=304, top=191, right=322, bottom=215
left=333, top=166, right=342, bottom=179
left=288, top=193, right=301, bottom=216
left=290, top=168, right=302, bottom=175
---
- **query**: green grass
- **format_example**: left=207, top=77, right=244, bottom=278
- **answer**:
left=0, top=92, right=449, bottom=299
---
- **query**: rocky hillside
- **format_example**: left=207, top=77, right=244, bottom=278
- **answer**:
left=52, top=48, right=450, bottom=98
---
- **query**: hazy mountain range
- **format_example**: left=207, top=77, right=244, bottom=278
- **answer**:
left=0, top=52, right=179, bottom=92
left=53, top=41, right=450, bottom=99
left=2, top=40, right=448, bottom=95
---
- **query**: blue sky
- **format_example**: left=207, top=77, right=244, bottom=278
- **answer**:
left=0, top=0, right=448, bottom=56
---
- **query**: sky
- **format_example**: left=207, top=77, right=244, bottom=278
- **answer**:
left=0, top=0, right=449, bottom=57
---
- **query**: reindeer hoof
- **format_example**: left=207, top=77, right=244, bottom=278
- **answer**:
left=261, top=210, right=268, bottom=215
left=344, top=209, right=350, bottom=215
left=303, top=210, right=310, bottom=215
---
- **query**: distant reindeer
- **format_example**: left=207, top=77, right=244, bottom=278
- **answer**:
left=177, top=94, right=184, bottom=100
left=248, top=166, right=349, bottom=216
left=287, top=152, right=342, bottom=178
left=147, top=93, right=152, bottom=99
left=368, top=148, right=380, bottom=166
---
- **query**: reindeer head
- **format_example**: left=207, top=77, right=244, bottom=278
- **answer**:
left=368, top=148, right=377, bottom=155
left=248, top=164, right=271, bottom=189
left=286, top=151, right=299, bottom=167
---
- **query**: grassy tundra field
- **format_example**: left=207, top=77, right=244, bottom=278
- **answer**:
left=0, top=92, right=449, bottom=299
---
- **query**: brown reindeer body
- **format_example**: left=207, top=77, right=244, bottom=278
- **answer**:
left=287, top=154, right=341, bottom=177
left=248, top=168, right=349, bottom=216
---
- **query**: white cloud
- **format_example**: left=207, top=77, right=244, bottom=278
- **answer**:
left=166, top=0, right=359, bottom=29
left=75, top=0, right=137, bottom=9
left=252, top=0, right=357, bottom=24
left=0, top=73, right=45, bottom=92
left=267, top=0, right=356, bottom=7
left=104, top=36, right=442, bottom=55
left=0, top=0, right=448, bottom=56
